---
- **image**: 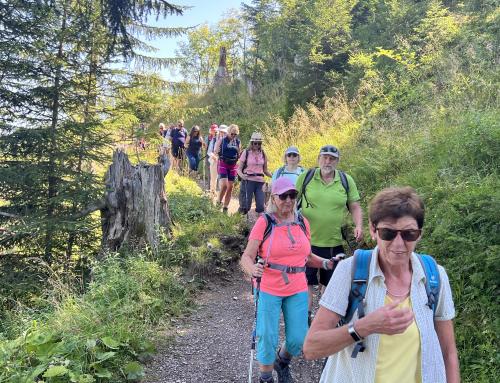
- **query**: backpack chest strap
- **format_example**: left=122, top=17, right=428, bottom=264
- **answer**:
left=266, top=262, right=306, bottom=284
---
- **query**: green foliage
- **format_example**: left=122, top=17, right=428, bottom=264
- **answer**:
left=0, top=255, right=189, bottom=382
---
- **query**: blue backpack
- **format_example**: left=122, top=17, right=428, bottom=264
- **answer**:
left=343, top=249, right=441, bottom=358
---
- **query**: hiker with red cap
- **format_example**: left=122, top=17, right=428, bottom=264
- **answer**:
left=241, top=177, right=337, bottom=383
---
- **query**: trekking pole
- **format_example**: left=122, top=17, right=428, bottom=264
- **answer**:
left=248, top=258, right=264, bottom=383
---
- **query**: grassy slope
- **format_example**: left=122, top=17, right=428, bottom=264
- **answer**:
left=0, top=173, right=245, bottom=382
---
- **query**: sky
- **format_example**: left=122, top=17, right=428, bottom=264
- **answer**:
left=141, top=0, right=247, bottom=80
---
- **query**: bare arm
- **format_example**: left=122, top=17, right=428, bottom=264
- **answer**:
left=435, top=320, right=460, bottom=383
left=240, top=239, right=263, bottom=278
left=348, top=201, right=363, bottom=242
left=184, top=136, right=190, bottom=148
left=303, top=307, right=354, bottom=359
left=263, top=156, right=272, bottom=178
left=304, top=301, right=414, bottom=360
left=213, top=139, right=221, bottom=159
left=237, top=150, right=247, bottom=180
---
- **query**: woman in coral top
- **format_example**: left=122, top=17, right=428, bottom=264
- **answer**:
left=240, top=177, right=339, bottom=383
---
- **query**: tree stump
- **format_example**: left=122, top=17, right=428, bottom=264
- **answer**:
left=101, top=150, right=171, bottom=252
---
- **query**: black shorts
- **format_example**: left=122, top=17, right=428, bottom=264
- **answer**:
left=306, top=245, right=345, bottom=286
left=172, top=145, right=185, bottom=159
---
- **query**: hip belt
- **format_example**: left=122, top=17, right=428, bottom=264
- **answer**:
left=266, top=262, right=306, bottom=284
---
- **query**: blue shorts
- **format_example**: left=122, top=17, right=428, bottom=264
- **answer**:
left=255, top=290, right=308, bottom=365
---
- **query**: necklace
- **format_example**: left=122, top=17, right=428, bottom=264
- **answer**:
left=386, top=287, right=410, bottom=298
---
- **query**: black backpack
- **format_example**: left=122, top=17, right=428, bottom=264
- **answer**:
left=297, top=168, right=350, bottom=210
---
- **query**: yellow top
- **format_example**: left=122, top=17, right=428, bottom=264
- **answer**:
left=374, top=295, right=422, bottom=383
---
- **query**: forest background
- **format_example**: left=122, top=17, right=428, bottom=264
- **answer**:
left=0, top=0, right=498, bottom=382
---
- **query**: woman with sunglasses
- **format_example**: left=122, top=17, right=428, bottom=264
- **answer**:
left=240, top=177, right=337, bottom=383
left=303, top=187, right=459, bottom=383
left=271, top=146, right=305, bottom=184
left=214, top=124, right=241, bottom=213
left=237, top=132, right=272, bottom=216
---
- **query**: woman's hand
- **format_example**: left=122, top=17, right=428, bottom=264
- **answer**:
left=252, top=261, right=264, bottom=278
left=356, top=301, right=414, bottom=337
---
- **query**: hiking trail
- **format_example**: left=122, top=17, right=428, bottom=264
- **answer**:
left=144, top=268, right=324, bottom=383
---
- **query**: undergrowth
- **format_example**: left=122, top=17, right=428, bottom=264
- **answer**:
left=0, top=172, right=244, bottom=382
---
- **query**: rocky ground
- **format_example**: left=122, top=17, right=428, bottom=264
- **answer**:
left=144, top=269, right=325, bottom=383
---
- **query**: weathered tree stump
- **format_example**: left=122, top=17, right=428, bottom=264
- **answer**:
left=100, top=150, right=171, bottom=252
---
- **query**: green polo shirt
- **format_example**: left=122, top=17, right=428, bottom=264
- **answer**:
left=296, top=168, right=360, bottom=247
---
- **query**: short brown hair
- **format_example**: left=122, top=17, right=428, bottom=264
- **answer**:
left=369, top=187, right=425, bottom=229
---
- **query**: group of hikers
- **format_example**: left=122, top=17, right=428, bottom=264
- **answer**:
left=160, top=120, right=459, bottom=383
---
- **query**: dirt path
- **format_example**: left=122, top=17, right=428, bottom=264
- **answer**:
left=144, top=269, right=324, bottom=383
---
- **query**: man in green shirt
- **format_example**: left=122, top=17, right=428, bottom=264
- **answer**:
left=296, top=145, right=363, bottom=323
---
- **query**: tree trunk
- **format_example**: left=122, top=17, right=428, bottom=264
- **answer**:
left=101, top=150, right=171, bottom=252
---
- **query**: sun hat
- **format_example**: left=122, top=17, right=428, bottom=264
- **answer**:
left=217, top=124, right=228, bottom=133
left=319, top=144, right=340, bottom=158
left=285, top=146, right=299, bottom=155
left=271, top=177, right=297, bottom=195
left=250, top=132, right=264, bottom=142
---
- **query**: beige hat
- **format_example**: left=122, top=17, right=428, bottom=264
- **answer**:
left=250, top=132, right=263, bottom=142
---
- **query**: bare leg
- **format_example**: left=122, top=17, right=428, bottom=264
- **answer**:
left=224, top=182, right=234, bottom=207
left=218, top=178, right=228, bottom=204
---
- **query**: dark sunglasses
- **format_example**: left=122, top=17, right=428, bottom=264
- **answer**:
left=252, top=142, right=262, bottom=146
left=286, top=153, right=298, bottom=157
left=230, top=133, right=237, bottom=137
left=376, top=227, right=421, bottom=242
left=320, top=145, right=338, bottom=154
left=278, top=191, right=298, bottom=201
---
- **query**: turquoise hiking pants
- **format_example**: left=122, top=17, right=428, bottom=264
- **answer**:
left=255, top=290, right=308, bottom=365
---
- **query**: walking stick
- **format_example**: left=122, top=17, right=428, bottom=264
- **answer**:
left=248, top=258, right=264, bottom=383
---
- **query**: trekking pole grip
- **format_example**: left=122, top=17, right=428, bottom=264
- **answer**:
left=256, top=258, right=265, bottom=283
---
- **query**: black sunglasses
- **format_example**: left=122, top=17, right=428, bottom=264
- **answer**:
left=252, top=141, right=262, bottom=146
left=278, top=191, right=298, bottom=201
left=287, top=153, right=298, bottom=157
left=376, top=227, right=421, bottom=242
left=320, top=145, right=338, bottom=154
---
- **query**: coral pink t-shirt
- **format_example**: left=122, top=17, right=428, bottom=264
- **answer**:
left=249, top=215, right=311, bottom=296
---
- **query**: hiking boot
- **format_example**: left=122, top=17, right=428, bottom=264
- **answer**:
left=259, top=378, right=275, bottom=383
left=274, top=359, right=293, bottom=383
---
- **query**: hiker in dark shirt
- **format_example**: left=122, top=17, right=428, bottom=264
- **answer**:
left=170, top=119, right=188, bottom=172
left=185, top=125, right=205, bottom=177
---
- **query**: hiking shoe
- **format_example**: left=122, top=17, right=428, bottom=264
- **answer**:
left=222, top=206, right=228, bottom=214
left=259, top=378, right=275, bottom=383
left=274, top=359, right=293, bottom=383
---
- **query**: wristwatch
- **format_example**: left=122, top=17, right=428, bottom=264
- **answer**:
left=348, top=323, right=363, bottom=342
left=322, top=259, right=329, bottom=270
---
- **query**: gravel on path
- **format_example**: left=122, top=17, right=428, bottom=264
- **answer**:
left=144, top=270, right=324, bottom=383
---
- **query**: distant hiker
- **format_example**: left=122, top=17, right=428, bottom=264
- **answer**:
left=271, top=146, right=305, bottom=185
left=159, top=122, right=166, bottom=137
left=237, top=132, right=272, bottom=216
left=185, top=125, right=205, bottom=176
left=214, top=124, right=241, bottom=213
left=240, top=177, right=336, bottom=383
left=206, top=123, right=219, bottom=194
left=296, top=145, right=363, bottom=325
left=138, top=122, right=146, bottom=150
left=303, top=187, right=460, bottom=383
left=169, top=119, right=188, bottom=172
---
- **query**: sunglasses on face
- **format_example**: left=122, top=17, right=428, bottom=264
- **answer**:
left=375, top=227, right=421, bottom=242
left=320, top=145, right=338, bottom=154
left=287, top=153, right=298, bottom=158
left=278, top=191, right=298, bottom=201
left=252, top=142, right=262, bottom=146
left=230, top=133, right=237, bottom=137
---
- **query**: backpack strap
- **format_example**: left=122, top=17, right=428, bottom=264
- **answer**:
left=342, top=249, right=372, bottom=358
left=276, top=166, right=285, bottom=178
left=417, top=253, right=441, bottom=315
left=297, top=168, right=316, bottom=210
left=241, top=149, right=249, bottom=173
left=338, top=170, right=350, bottom=194
left=261, top=213, right=277, bottom=244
